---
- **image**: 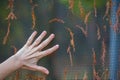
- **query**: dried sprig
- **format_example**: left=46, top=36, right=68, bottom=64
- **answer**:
left=92, top=48, right=96, bottom=65
left=83, top=71, right=88, bottom=80
left=101, top=68, right=109, bottom=80
left=29, top=0, right=38, bottom=29
left=67, top=45, right=73, bottom=66
left=3, top=21, right=11, bottom=45
left=101, top=39, right=106, bottom=67
left=94, top=0, right=97, bottom=17
left=84, top=11, right=91, bottom=26
left=67, top=28, right=75, bottom=52
left=76, top=25, right=87, bottom=37
left=3, top=0, right=16, bottom=45
left=48, top=18, right=65, bottom=24
left=6, top=11, right=17, bottom=20
left=103, top=0, right=111, bottom=19
left=93, top=66, right=101, bottom=80
left=26, top=74, right=46, bottom=80
left=7, top=0, right=14, bottom=9
left=96, top=25, right=101, bottom=40
left=14, top=71, right=20, bottom=80
left=11, top=45, right=17, bottom=54
left=68, top=0, right=74, bottom=12
left=78, top=1, right=85, bottom=19
left=63, top=67, right=68, bottom=80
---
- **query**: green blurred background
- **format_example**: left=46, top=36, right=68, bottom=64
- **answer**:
left=0, top=0, right=115, bottom=80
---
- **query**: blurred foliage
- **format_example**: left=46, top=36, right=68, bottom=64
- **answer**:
left=0, top=0, right=8, bottom=20
left=59, top=0, right=107, bottom=16
left=0, top=0, right=118, bottom=80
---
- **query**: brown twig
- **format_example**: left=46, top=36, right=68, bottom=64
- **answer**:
left=84, top=11, right=91, bottom=26
left=76, top=25, right=87, bottom=37
left=94, top=0, right=97, bottom=17
left=48, top=18, right=65, bottom=24
left=103, top=0, right=111, bottom=19
left=83, top=71, right=88, bottom=80
left=67, top=45, right=73, bottom=66
left=101, top=39, right=106, bottom=67
left=3, top=20, right=11, bottom=44
left=78, top=1, right=85, bottom=19
left=68, top=0, right=74, bottom=12
left=29, top=0, right=38, bottom=29
left=3, top=0, right=16, bottom=45
left=66, top=28, right=75, bottom=52
left=92, top=48, right=96, bottom=65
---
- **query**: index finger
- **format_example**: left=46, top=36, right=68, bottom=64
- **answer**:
left=25, top=31, right=37, bottom=47
left=38, top=44, right=59, bottom=59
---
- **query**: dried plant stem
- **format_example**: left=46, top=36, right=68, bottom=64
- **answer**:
left=84, top=11, right=91, bottom=26
left=83, top=72, right=88, bottom=80
left=94, top=0, right=97, bottom=17
left=67, top=28, right=75, bottom=52
left=96, top=24, right=101, bottom=40
left=67, top=45, right=73, bottom=66
left=48, top=18, right=65, bottom=24
left=14, top=71, right=20, bottom=80
left=68, top=0, right=74, bottom=13
left=103, top=0, right=111, bottom=19
left=101, top=39, right=106, bottom=67
left=63, top=68, right=68, bottom=80
left=29, top=0, right=37, bottom=29
left=3, top=21, right=11, bottom=44
left=3, top=0, right=16, bottom=45
left=76, top=25, right=87, bottom=37
left=78, top=1, right=85, bottom=19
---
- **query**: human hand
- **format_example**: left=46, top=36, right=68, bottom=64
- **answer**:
left=14, top=31, right=59, bottom=75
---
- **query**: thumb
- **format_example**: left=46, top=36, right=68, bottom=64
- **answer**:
left=30, top=65, right=49, bottom=75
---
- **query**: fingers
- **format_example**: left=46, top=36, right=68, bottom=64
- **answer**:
left=38, top=44, right=59, bottom=58
left=29, top=44, right=59, bottom=59
left=28, top=65, right=49, bottom=75
left=36, top=34, right=55, bottom=51
left=33, top=65, right=49, bottom=75
left=27, top=44, right=59, bottom=59
left=25, top=31, right=37, bottom=47
left=30, top=31, right=47, bottom=48
left=24, top=31, right=58, bottom=57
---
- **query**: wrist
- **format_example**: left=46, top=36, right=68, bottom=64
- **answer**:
left=0, top=54, right=22, bottom=79
left=11, top=55, right=23, bottom=69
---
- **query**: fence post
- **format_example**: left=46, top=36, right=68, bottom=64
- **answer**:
left=109, top=0, right=120, bottom=80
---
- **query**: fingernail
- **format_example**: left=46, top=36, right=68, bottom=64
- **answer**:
left=43, top=30, right=47, bottom=33
left=56, top=44, right=59, bottom=48
left=51, top=34, right=55, bottom=37
left=34, top=31, right=37, bottom=33
left=45, top=70, right=49, bottom=75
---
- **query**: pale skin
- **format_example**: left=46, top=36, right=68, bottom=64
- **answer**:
left=0, top=31, right=59, bottom=80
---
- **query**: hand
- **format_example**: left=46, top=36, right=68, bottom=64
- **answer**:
left=14, top=31, right=59, bottom=75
